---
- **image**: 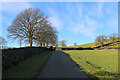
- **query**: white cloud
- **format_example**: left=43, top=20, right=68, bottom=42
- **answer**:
left=105, top=3, right=117, bottom=16
left=48, top=8, right=63, bottom=31
left=81, top=26, right=95, bottom=38
left=77, top=4, right=83, bottom=16
left=86, top=15, right=97, bottom=26
left=87, top=3, right=104, bottom=17
left=1, top=2, right=34, bottom=26
left=66, top=3, right=76, bottom=16
left=68, top=22, right=96, bottom=38
left=97, top=3, right=105, bottom=17
left=98, top=3, right=103, bottom=13
left=68, top=15, right=100, bottom=38
left=68, top=23, right=84, bottom=34
left=49, top=17, right=62, bottom=31
left=2, top=0, right=28, bottom=2
left=2, top=2, right=34, bottom=15
left=0, top=3, right=2, bottom=11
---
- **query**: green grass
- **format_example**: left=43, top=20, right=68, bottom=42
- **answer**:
left=63, top=50, right=119, bottom=79
left=77, top=42, right=96, bottom=48
left=3, top=51, right=52, bottom=79
left=58, top=37, right=120, bottom=49
left=76, top=37, right=120, bottom=48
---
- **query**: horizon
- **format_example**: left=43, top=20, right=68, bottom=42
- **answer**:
left=1, top=2, right=118, bottom=47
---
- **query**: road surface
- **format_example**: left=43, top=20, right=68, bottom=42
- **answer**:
left=37, top=51, right=89, bottom=78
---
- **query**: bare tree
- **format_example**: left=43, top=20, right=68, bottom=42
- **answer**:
left=0, top=36, right=7, bottom=49
left=95, top=35, right=106, bottom=47
left=60, top=40, right=67, bottom=47
left=34, top=20, right=58, bottom=47
left=74, top=43, right=77, bottom=46
left=108, top=33, right=117, bottom=42
left=8, top=8, right=48, bottom=47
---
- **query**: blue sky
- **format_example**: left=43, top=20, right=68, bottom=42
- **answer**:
left=0, top=2, right=118, bottom=47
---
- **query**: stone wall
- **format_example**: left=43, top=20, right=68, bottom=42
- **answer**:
left=61, top=47, right=94, bottom=50
left=2, top=47, right=52, bottom=71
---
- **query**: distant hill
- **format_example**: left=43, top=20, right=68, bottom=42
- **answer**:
left=76, top=37, right=120, bottom=49
left=58, top=37, right=120, bottom=50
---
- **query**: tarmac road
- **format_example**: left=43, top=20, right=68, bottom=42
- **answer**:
left=37, top=50, right=89, bottom=78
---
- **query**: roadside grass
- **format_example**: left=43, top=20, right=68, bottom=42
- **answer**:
left=63, top=50, right=119, bottom=79
left=2, top=51, right=52, bottom=79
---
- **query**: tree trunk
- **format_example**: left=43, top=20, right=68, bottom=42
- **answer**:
left=29, top=38, right=32, bottom=47
left=43, top=42, right=45, bottom=47
left=113, top=38, right=114, bottom=42
left=47, top=42, right=48, bottom=47
left=40, top=42, right=42, bottom=47
left=100, top=42, right=103, bottom=47
left=36, top=43, right=38, bottom=47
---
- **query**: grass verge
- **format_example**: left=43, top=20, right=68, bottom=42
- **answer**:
left=2, top=51, right=52, bottom=79
left=63, top=50, right=119, bottom=79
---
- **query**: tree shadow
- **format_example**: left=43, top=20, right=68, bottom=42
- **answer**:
left=86, top=61, right=101, bottom=69
left=93, top=71, right=120, bottom=78
left=86, top=61, right=120, bottom=78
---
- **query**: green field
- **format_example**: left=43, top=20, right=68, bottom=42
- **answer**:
left=77, top=42, right=96, bottom=48
left=63, top=50, right=119, bottom=79
left=3, top=51, right=52, bottom=78
left=76, top=37, right=120, bottom=48
left=58, top=37, right=120, bottom=49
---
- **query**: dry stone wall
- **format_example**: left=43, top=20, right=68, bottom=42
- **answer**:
left=2, top=47, right=53, bottom=71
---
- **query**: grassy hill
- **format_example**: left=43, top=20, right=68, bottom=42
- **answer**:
left=75, top=37, right=120, bottom=49
left=58, top=37, right=120, bottom=49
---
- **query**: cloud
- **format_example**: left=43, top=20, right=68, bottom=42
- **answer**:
left=68, top=15, right=100, bottom=38
left=1, top=2, right=34, bottom=27
left=86, top=15, right=97, bottom=26
left=1, top=0, right=28, bottom=2
left=48, top=8, right=63, bottom=31
left=2, top=2, right=34, bottom=15
left=68, top=22, right=96, bottom=38
left=49, top=17, right=62, bottom=31
left=0, top=3, right=2, bottom=11
left=68, top=23, right=84, bottom=34
left=66, top=3, right=76, bottom=15
left=97, top=3, right=105, bottom=17
left=78, top=6, right=82, bottom=16
left=98, top=3, right=103, bottom=13
left=87, top=3, right=104, bottom=17
left=81, top=26, right=95, bottom=38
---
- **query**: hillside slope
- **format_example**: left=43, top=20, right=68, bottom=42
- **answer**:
left=76, top=37, right=120, bottom=48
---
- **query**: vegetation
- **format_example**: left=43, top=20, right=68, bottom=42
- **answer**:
left=95, top=35, right=106, bottom=47
left=108, top=33, right=117, bottom=42
left=64, top=50, right=119, bottom=79
left=0, top=36, right=7, bottom=49
left=95, top=33, right=118, bottom=47
left=7, top=8, right=57, bottom=47
left=77, top=42, right=97, bottom=48
left=59, top=40, right=67, bottom=47
left=76, top=37, right=120, bottom=48
left=3, top=51, right=52, bottom=78
left=74, top=42, right=77, bottom=46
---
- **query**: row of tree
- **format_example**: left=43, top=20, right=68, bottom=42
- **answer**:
left=95, top=33, right=118, bottom=47
left=0, top=36, right=7, bottom=49
left=7, top=8, right=57, bottom=47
